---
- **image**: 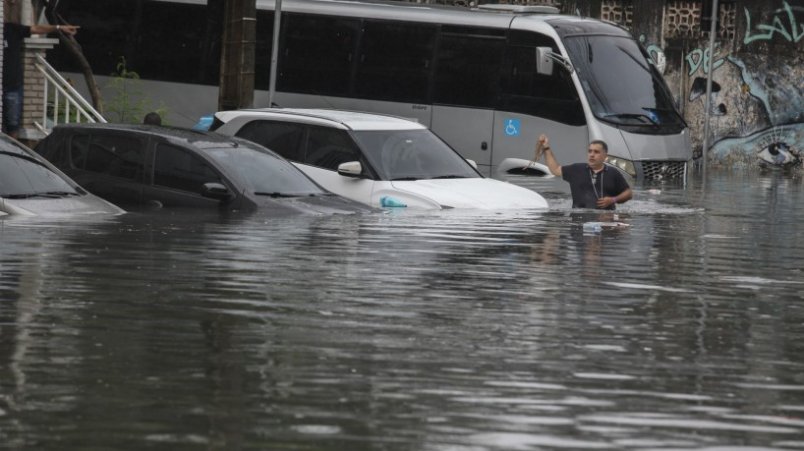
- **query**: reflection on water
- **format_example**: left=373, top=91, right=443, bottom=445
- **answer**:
left=1, top=170, right=803, bottom=449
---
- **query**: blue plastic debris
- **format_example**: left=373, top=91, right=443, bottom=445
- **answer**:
left=192, top=115, right=214, bottom=131
left=380, top=196, right=407, bottom=208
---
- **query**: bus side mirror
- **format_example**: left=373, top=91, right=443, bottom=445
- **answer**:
left=536, top=47, right=554, bottom=76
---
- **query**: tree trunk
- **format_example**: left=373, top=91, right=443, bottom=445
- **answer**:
left=44, top=1, right=104, bottom=113
left=56, top=33, right=104, bottom=113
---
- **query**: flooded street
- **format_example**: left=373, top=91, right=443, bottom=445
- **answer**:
left=1, top=169, right=803, bottom=450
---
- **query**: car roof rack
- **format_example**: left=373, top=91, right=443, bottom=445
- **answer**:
left=475, top=4, right=560, bottom=14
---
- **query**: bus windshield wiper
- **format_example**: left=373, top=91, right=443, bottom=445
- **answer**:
left=390, top=177, right=420, bottom=181
left=604, top=113, right=658, bottom=126
left=645, top=107, right=688, bottom=127
left=431, top=175, right=469, bottom=179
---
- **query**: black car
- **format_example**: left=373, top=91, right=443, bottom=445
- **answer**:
left=35, top=124, right=374, bottom=215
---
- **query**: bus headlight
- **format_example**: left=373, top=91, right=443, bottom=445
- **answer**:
left=606, top=156, right=636, bottom=177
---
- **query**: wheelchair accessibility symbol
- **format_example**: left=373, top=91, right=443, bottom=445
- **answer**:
left=504, top=118, right=520, bottom=136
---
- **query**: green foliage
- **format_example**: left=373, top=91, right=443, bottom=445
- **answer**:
left=104, top=57, right=168, bottom=124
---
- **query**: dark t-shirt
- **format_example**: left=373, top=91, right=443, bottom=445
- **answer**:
left=3, top=23, right=32, bottom=90
left=562, top=163, right=630, bottom=210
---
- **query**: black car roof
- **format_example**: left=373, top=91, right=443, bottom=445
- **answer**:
left=50, top=123, right=249, bottom=149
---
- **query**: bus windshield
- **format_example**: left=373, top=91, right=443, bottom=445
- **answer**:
left=562, top=35, right=684, bottom=131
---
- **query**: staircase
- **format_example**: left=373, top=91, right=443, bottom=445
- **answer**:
left=32, top=54, right=106, bottom=135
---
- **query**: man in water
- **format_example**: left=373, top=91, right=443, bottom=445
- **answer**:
left=533, top=134, right=632, bottom=210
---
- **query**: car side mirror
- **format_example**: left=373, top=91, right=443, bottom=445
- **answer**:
left=337, top=161, right=363, bottom=178
left=466, top=158, right=478, bottom=169
left=202, top=182, right=232, bottom=200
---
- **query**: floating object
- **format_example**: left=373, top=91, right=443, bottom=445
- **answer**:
left=380, top=196, right=407, bottom=208
left=498, top=158, right=554, bottom=177
left=192, top=115, right=214, bottom=131
left=583, top=221, right=631, bottom=234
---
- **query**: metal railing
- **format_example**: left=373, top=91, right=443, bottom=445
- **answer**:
left=33, top=54, right=106, bottom=135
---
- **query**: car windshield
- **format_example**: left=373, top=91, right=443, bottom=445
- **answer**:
left=562, top=35, right=684, bottom=129
left=204, top=143, right=325, bottom=196
left=351, top=129, right=479, bottom=181
left=0, top=148, right=79, bottom=198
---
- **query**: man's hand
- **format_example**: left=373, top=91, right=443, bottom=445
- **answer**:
left=533, top=134, right=550, bottom=161
left=597, top=196, right=617, bottom=209
left=58, top=25, right=80, bottom=36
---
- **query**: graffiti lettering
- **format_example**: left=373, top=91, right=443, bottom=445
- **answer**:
left=744, top=1, right=804, bottom=44
left=686, top=46, right=726, bottom=76
left=639, top=35, right=667, bottom=74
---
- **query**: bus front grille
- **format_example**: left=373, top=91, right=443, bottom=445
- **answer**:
left=640, top=161, right=687, bottom=181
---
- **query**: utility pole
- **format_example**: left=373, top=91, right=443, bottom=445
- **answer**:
left=701, top=0, right=718, bottom=180
left=218, top=0, right=256, bottom=111
left=267, top=0, right=282, bottom=108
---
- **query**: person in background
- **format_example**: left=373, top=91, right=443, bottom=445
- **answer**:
left=143, top=112, right=162, bottom=126
left=3, top=22, right=79, bottom=138
left=533, top=134, right=632, bottom=210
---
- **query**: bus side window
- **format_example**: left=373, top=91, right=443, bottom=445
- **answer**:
left=48, top=0, right=138, bottom=76
left=234, top=120, right=306, bottom=163
left=254, top=10, right=275, bottom=91
left=434, top=26, right=506, bottom=109
left=355, top=20, right=437, bottom=104
left=501, top=30, right=584, bottom=125
left=278, top=13, right=360, bottom=97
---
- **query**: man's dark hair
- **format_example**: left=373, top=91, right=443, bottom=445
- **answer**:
left=143, top=112, right=162, bottom=126
left=590, top=140, right=608, bottom=153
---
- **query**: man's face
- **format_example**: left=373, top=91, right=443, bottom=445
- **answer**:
left=587, top=143, right=607, bottom=168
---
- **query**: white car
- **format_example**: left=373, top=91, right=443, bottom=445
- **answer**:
left=210, top=109, right=548, bottom=210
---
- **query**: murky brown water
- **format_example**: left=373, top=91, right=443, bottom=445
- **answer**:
left=1, top=169, right=803, bottom=450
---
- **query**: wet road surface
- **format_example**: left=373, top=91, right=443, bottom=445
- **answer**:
left=1, top=169, right=803, bottom=449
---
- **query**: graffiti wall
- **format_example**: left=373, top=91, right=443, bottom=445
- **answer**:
left=689, top=1, right=802, bottom=168
left=603, top=0, right=804, bottom=170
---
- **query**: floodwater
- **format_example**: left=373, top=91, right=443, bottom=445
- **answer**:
left=1, top=169, right=803, bottom=450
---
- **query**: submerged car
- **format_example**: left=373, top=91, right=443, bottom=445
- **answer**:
left=209, top=109, right=549, bottom=210
left=0, top=133, right=123, bottom=217
left=35, top=124, right=374, bottom=216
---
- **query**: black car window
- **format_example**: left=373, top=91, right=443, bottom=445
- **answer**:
left=83, top=133, right=146, bottom=180
left=154, top=143, right=222, bottom=193
left=68, top=133, right=91, bottom=169
left=234, top=120, right=305, bottom=161
left=305, top=126, right=361, bottom=171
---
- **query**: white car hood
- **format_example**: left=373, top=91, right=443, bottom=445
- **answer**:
left=388, top=178, right=548, bottom=209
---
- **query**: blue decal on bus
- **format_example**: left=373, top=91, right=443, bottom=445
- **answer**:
left=504, top=119, right=520, bottom=136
